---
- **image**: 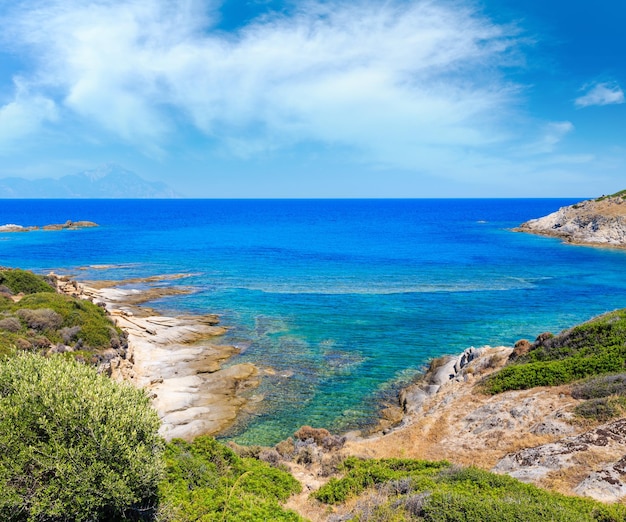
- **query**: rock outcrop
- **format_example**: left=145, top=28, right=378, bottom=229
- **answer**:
left=53, top=274, right=259, bottom=441
left=494, top=418, right=626, bottom=502
left=0, top=220, right=98, bottom=232
left=399, top=347, right=481, bottom=415
left=515, top=194, right=626, bottom=246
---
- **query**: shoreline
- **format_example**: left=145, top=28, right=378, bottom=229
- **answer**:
left=49, top=270, right=626, bottom=503
left=51, top=272, right=260, bottom=441
left=51, top=269, right=468, bottom=444
left=512, top=226, right=626, bottom=250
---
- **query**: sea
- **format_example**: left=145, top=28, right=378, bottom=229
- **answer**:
left=2, top=198, right=626, bottom=445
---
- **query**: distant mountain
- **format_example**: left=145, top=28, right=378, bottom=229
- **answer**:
left=0, top=165, right=182, bottom=198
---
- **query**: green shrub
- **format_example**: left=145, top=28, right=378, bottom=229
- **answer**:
left=0, top=353, right=164, bottom=521
left=10, top=292, right=121, bottom=353
left=313, top=457, right=449, bottom=504
left=314, top=459, right=626, bottom=522
left=0, top=269, right=54, bottom=294
left=482, top=310, right=626, bottom=394
left=158, top=436, right=303, bottom=522
left=0, top=331, right=17, bottom=357
left=481, top=353, right=625, bottom=394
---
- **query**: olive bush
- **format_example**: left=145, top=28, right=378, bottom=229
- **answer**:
left=0, top=354, right=164, bottom=521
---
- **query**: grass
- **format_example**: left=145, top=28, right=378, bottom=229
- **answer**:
left=313, top=458, right=626, bottom=521
left=595, top=189, right=626, bottom=202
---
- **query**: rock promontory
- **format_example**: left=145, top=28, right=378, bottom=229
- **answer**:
left=515, top=191, right=626, bottom=246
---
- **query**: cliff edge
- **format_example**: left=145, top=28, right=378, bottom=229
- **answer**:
left=515, top=191, right=626, bottom=246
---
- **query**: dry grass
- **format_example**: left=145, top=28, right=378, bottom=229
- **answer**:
left=347, top=361, right=587, bottom=481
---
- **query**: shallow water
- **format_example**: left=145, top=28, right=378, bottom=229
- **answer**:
left=2, top=199, right=626, bottom=444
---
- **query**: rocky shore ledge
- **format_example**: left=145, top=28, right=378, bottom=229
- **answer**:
left=515, top=192, right=626, bottom=246
left=342, top=342, right=626, bottom=504
left=51, top=273, right=258, bottom=441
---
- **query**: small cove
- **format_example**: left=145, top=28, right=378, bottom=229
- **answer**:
left=3, top=198, right=626, bottom=444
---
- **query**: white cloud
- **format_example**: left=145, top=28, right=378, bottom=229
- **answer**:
left=575, top=82, right=625, bottom=108
left=0, top=79, right=57, bottom=152
left=1, top=0, right=523, bottom=167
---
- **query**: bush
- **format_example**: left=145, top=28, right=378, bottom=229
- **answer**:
left=16, top=308, right=63, bottom=331
left=0, top=269, right=54, bottom=294
left=294, top=425, right=331, bottom=444
left=314, top=458, right=626, bottom=522
left=158, top=436, right=303, bottom=521
left=14, top=293, right=122, bottom=352
left=572, top=373, right=626, bottom=399
left=0, top=353, right=164, bottom=521
left=313, top=457, right=449, bottom=504
left=482, top=310, right=626, bottom=394
left=0, top=317, right=22, bottom=333
left=574, top=397, right=626, bottom=421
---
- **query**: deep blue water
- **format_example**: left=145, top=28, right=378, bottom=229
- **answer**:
left=2, top=199, right=626, bottom=444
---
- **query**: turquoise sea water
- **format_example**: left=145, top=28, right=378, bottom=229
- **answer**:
left=2, top=199, right=626, bottom=444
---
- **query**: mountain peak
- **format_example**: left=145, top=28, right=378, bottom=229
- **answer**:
left=0, top=165, right=182, bottom=198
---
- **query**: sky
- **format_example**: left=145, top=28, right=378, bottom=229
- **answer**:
left=0, top=0, right=624, bottom=198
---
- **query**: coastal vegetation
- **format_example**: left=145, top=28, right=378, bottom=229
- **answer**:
left=0, top=268, right=55, bottom=294
left=3, top=269, right=626, bottom=520
left=313, top=457, right=626, bottom=521
left=158, top=437, right=303, bottom=521
left=571, top=374, right=626, bottom=421
left=481, top=310, right=626, bottom=397
left=0, top=269, right=124, bottom=360
left=596, top=189, right=626, bottom=201
left=0, top=353, right=163, bottom=521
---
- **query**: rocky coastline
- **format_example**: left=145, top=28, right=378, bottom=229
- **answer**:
left=515, top=192, right=626, bottom=246
left=50, top=272, right=259, bottom=441
left=48, top=268, right=626, bottom=507
left=346, top=339, right=626, bottom=504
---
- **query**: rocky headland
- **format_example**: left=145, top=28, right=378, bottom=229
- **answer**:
left=0, top=220, right=98, bottom=232
left=515, top=191, right=626, bottom=246
left=281, top=340, right=626, bottom=520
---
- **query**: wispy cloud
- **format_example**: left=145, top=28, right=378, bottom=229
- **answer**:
left=523, top=120, right=574, bottom=155
left=0, top=79, right=57, bottom=151
left=575, top=81, right=625, bottom=108
left=1, top=0, right=524, bottom=168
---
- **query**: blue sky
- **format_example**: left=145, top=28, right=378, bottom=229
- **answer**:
left=0, top=0, right=624, bottom=197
